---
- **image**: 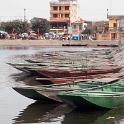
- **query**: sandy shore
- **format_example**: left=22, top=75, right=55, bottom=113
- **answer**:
left=0, top=39, right=123, bottom=47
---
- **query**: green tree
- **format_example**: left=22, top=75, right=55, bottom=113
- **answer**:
left=32, top=19, right=50, bottom=35
left=83, top=28, right=92, bottom=35
left=0, top=20, right=30, bottom=34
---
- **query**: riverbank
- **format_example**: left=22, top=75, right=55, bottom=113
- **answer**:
left=0, top=39, right=122, bottom=47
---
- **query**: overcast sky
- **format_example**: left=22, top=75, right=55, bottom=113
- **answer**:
left=0, top=0, right=123, bottom=22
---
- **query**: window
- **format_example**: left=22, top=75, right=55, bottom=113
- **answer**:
left=65, top=6, right=69, bottom=10
left=53, top=6, right=58, bottom=10
left=79, top=24, right=82, bottom=30
left=74, top=25, right=76, bottom=29
left=60, top=14, right=63, bottom=18
left=113, top=23, right=117, bottom=28
left=65, top=14, right=69, bottom=17
left=53, top=14, right=58, bottom=18
left=59, top=6, right=62, bottom=10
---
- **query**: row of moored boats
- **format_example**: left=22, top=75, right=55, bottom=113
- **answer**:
left=7, top=49, right=124, bottom=109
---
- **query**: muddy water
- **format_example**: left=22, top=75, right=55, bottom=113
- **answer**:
left=0, top=46, right=124, bottom=124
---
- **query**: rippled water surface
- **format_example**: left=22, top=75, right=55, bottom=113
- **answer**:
left=0, top=46, right=124, bottom=124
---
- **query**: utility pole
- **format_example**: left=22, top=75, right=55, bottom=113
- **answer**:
left=118, top=20, right=124, bottom=52
left=118, top=31, right=122, bottom=52
left=24, top=8, right=26, bottom=21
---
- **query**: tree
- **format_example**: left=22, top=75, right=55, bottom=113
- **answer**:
left=32, top=19, right=50, bottom=35
left=0, top=20, right=30, bottom=34
left=92, top=21, right=109, bottom=33
left=83, top=28, right=92, bottom=35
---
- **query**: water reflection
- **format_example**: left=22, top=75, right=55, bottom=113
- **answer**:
left=92, top=106, right=124, bottom=124
left=0, top=46, right=28, bottom=50
left=11, top=72, right=40, bottom=86
left=13, top=102, right=73, bottom=124
left=62, top=108, right=108, bottom=124
left=62, top=106, right=124, bottom=124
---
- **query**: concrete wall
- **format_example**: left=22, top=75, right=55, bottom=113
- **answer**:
left=96, top=33, right=110, bottom=41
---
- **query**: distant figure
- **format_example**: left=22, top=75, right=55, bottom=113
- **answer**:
left=89, top=36, right=93, bottom=41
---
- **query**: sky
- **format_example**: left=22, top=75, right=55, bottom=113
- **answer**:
left=0, top=0, right=124, bottom=22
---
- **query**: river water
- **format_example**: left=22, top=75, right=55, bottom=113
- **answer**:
left=0, top=46, right=124, bottom=124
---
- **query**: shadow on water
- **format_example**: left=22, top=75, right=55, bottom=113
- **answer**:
left=13, top=102, right=73, bottom=124
left=92, top=106, right=124, bottom=124
left=11, top=71, right=54, bottom=86
left=61, top=107, right=109, bottom=124
left=13, top=102, right=124, bottom=124
left=62, top=106, right=124, bottom=124
left=10, top=72, right=41, bottom=86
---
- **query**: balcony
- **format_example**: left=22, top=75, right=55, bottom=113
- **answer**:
left=50, top=22, right=68, bottom=30
left=50, top=10, right=70, bottom=13
left=50, top=27, right=64, bottom=29
left=50, top=17, right=70, bottom=21
left=109, top=27, right=119, bottom=32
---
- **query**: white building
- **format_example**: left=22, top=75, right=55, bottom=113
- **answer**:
left=71, top=19, right=87, bottom=40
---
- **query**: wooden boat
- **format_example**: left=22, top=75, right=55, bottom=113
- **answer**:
left=14, top=66, right=31, bottom=73
left=8, top=60, right=118, bottom=76
left=36, top=73, right=124, bottom=85
left=8, top=61, right=92, bottom=68
left=57, top=78, right=124, bottom=109
left=13, top=62, right=114, bottom=72
left=97, top=44, right=118, bottom=47
left=25, top=52, right=110, bottom=63
left=13, top=65, right=51, bottom=74
left=12, top=78, right=119, bottom=103
left=6, top=62, right=39, bottom=67
left=37, top=67, right=122, bottom=78
left=12, top=83, right=81, bottom=102
left=62, top=44, right=88, bottom=46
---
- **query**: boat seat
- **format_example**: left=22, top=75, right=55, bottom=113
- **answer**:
left=73, top=92, right=124, bottom=96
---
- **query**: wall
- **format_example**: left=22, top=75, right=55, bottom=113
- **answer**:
left=70, top=4, right=80, bottom=23
left=96, top=33, right=111, bottom=41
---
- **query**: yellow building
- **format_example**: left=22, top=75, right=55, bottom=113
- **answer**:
left=107, top=15, right=124, bottom=41
left=97, top=14, right=124, bottom=41
left=49, top=0, right=80, bottom=36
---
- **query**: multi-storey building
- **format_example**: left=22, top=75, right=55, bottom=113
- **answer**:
left=49, top=0, right=80, bottom=36
left=107, top=15, right=124, bottom=40
left=95, top=11, right=124, bottom=41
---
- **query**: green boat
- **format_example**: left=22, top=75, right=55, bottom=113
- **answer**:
left=12, top=78, right=119, bottom=103
left=57, top=79, right=124, bottom=109
left=6, top=62, right=39, bottom=67
left=12, top=82, right=96, bottom=102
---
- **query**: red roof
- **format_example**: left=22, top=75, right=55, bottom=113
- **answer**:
left=80, top=18, right=87, bottom=23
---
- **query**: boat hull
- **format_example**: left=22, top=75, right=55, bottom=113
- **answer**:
left=37, top=67, right=122, bottom=78
left=13, top=87, right=59, bottom=102
left=57, top=94, right=124, bottom=109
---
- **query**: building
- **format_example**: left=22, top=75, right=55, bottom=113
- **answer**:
left=71, top=19, right=87, bottom=40
left=97, top=9, right=124, bottom=41
left=94, top=21, right=109, bottom=41
left=30, top=17, right=47, bottom=24
left=49, top=0, right=80, bottom=36
left=107, top=15, right=124, bottom=41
